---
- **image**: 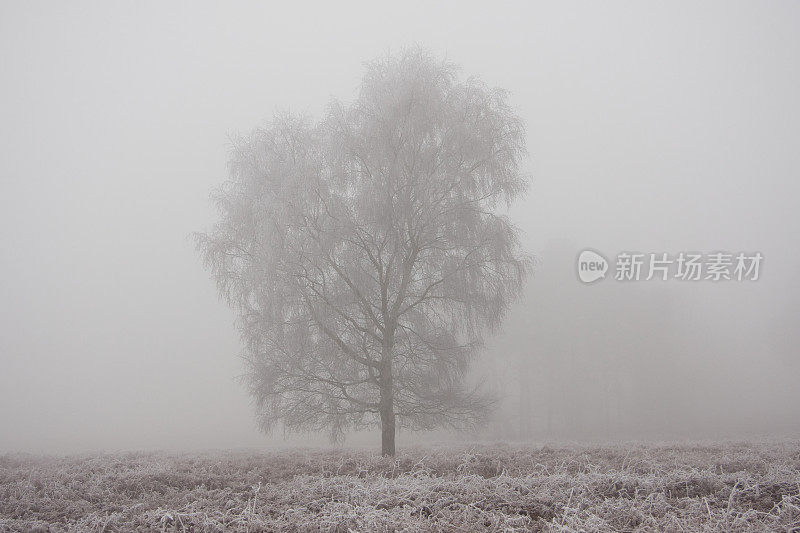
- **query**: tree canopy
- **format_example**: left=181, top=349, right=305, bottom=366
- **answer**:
left=197, top=48, right=530, bottom=455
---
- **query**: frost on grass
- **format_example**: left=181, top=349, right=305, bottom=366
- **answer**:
left=1, top=442, right=799, bottom=532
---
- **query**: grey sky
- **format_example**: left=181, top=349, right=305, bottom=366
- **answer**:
left=1, top=1, right=798, bottom=452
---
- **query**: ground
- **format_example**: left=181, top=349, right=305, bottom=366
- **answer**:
left=1, top=442, right=799, bottom=532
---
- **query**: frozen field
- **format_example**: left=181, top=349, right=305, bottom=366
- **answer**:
left=1, top=442, right=799, bottom=532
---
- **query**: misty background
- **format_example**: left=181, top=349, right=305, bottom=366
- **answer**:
left=1, top=1, right=798, bottom=453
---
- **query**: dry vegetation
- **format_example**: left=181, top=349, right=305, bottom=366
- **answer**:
left=1, top=442, right=799, bottom=532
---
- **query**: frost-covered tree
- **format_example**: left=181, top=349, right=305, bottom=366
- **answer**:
left=197, top=49, right=530, bottom=455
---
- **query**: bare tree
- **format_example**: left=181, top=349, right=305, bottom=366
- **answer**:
left=197, top=48, right=530, bottom=455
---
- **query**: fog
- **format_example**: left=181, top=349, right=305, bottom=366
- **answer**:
left=1, top=1, right=798, bottom=454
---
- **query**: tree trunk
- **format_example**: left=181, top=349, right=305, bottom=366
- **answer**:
left=380, top=321, right=396, bottom=456
left=379, top=360, right=395, bottom=456
left=380, top=402, right=395, bottom=456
